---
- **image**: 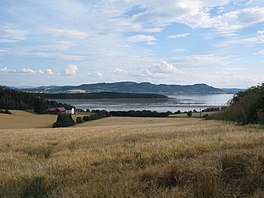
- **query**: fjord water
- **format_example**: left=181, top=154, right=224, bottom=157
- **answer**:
left=56, top=93, right=234, bottom=112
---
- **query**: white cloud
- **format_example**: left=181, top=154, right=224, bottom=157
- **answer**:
left=0, top=66, right=54, bottom=75
left=171, top=49, right=187, bottom=53
left=1, top=1, right=264, bottom=88
left=96, top=72, right=103, bottom=78
left=127, top=35, right=156, bottom=42
left=150, top=60, right=183, bottom=74
left=257, top=30, right=264, bottom=35
left=168, top=33, right=190, bottom=39
left=113, top=67, right=127, bottom=74
left=171, top=54, right=234, bottom=67
left=0, top=27, right=28, bottom=43
left=59, top=54, right=85, bottom=61
left=256, top=50, right=264, bottom=55
left=214, top=7, right=264, bottom=36
left=218, top=30, right=264, bottom=46
left=22, top=68, right=49, bottom=74
left=146, top=41, right=157, bottom=45
left=22, top=68, right=38, bottom=74
left=243, top=31, right=264, bottom=44
left=64, top=64, right=79, bottom=75
left=38, top=41, right=75, bottom=51
left=126, top=2, right=264, bottom=37
left=46, top=69, right=54, bottom=75
left=45, top=28, right=89, bottom=39
left=0, top=67, right=17, bottom=73
left=38, top=69, right=45, bottom=74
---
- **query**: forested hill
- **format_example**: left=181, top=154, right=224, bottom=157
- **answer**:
left=23, top=82, right=223, bottom=94
left=0, top=86, right=72, bottom=113
left=36, top=92, right=168, bottom=99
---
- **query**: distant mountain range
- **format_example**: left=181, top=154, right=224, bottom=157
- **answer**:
left=22, top=82, right=242, bottom=94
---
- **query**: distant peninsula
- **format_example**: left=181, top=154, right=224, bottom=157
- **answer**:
left=34, top=92, right=169, bottom=100
left=23, top=81, right=232, bottom=94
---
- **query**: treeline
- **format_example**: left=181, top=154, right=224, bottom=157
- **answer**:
left=212, top=83, right=264, bottom=124
left=35, top=92, right=168, bottom=99
left=53, top=110, right=169, bottom=128
left=53, top=111, right=110, bottom=128
left=88, top=109, right=169, bottom=117
left=0, top=86, right=72, bottom=114
left=109, top=110, right=169, bottom=117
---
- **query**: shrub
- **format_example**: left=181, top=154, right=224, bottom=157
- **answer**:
left=53, top=114, right=75, bottom=128
left=212, top=83, right=264, bottom=124
left=202, top=114, right=210, bottom=120
left=76, top=117, right=83, bottom=124
left=175, top=110, right=181, bottom=114
left=83, top=116, right=89, bottom=121
left=187, top=111, right=192, bottom=117
left=109, top=110, right=169, bottom=117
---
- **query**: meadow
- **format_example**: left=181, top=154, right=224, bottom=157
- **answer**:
left=0, top=110, right=89, bottom=129
left=0, top=116, right=264, bottom=197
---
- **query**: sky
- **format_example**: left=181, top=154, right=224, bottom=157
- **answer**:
left=0, top=0, right=264, bottom=88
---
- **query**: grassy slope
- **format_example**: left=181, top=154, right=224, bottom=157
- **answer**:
left=0, top=110, right=57, bottom=129
left=0, top=110, right=90, bottom=129
left=0, top=117, right=264, bottom=197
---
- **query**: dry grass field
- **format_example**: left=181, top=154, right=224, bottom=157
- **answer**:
left=0, top=110, right=89, bottom=129
left=0, top=116, right=264, bottom=197
left=0, top=110, right=57, bottom=129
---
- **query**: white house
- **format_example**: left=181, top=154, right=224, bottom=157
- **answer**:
left=66, top=107, right=75, bottom=115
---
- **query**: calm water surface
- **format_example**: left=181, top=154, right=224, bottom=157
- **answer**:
left=56, top=93, right=234, bottom=112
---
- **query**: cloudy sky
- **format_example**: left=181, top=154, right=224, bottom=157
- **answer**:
left=0, top=0, right=264, bottom=88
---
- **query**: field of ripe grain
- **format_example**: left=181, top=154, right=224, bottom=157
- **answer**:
left=0, top=117, right=264, bottom=197
left=0, top=110, right=89, bottom=129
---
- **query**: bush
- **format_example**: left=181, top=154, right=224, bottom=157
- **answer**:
left=187, top=111, right=192, bottom=117
left=109, top=110, right=169, bottom=117
left=83, top=116, right=89, bottom=121
left=202, top=107, right=221, bottom=112
left=81, top=112, right=110, bottom=123
left=202, top=114, right=210, bottom=120
left=53, top=114, right=75, bottom=128
left=212, top=83, right=264, bottom=124
left=89, top=112, right=110, bottom=120
left=175, top=110, right=181, bottom=114
left=76, top=117, right=83, bottom=124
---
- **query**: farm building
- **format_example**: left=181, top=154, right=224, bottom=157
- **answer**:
left=47, top=107, right=66, bottom=115
left=47, top=107, right=75, bottom=115
left=66, top=107, right=75, bottom=115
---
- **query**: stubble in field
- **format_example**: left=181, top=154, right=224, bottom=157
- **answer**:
left=0, top=117, right=264, bottom=197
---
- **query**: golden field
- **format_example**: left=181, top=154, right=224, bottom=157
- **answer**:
left=0, top=110, right=89, bottom=129
left=0, top=115, right=264, bottom=197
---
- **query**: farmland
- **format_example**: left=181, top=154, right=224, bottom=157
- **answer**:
left=0, top=116, right=264, bottom=197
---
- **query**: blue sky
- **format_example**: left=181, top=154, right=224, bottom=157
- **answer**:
left=0, top=0, right=264, bottom=88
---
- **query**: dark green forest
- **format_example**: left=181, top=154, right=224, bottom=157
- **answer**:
left=0, top=86, right=72, bottom=114
left=34, top=92, right=168, bottom=99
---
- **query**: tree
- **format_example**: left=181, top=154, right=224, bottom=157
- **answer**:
left=53, top=115, right=75, bottom=128
left=34, top=99, right=48, bottom=114
left=187, top=111, right=192, bottom=117
left=76, top=117, right=83, bottom=124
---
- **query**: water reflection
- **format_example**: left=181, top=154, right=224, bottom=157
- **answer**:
left=55, top=93, right=234, bottom=112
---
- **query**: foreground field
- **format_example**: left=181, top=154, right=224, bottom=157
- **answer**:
left=0, top=117, right=264, bottom=197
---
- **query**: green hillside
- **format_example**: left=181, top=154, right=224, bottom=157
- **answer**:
left=212, top=83, right=264, bottom=124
